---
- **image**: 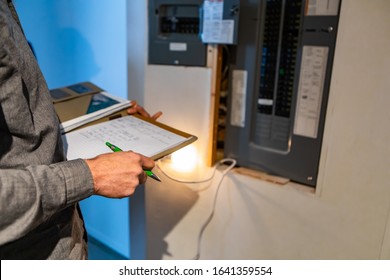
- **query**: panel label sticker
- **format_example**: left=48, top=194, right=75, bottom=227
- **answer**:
left=294, top=46, right=329, bottom=138
left=201, top=0, right=234, bottom=44
left=230, top=70, right=247, bottom=127
left=306, top=0, right=340, bottom=16
left=169, top=42, right=187, bottom=52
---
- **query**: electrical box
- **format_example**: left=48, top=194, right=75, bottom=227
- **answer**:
left=148, top=0, right=240, bottom=66
left=224, top=0, right=342, bottom=187
left=148, top=0, right=206, bottom=66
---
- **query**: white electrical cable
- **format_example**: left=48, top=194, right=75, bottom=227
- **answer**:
left=156, top=158, right=216, bottom=184
left=193, top=158, right=236, bottom=260
left=156, top=157, right=237, bottom=259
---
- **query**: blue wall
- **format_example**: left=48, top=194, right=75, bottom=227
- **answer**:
left=14, top=0, right=128, bottom=98
left=14, top=0, right=133, bottom=259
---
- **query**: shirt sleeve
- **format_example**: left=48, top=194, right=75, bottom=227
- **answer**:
left=0, top=1, right=94, bottom=246
left=0, top=159, right=94, bottom=245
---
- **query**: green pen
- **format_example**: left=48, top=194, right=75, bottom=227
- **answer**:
left=105, top=141, right=161, bottom=182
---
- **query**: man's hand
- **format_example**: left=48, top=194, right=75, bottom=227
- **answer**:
left=85, top=151, right=155, bottom=198
left=127, top=101, right=162, bottom=120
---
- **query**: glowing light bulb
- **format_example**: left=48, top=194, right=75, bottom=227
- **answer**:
left=170, top=145, right=198, bottom=173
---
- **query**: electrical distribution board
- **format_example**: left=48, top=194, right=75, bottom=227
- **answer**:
left=148, top=0, right=240, bottom=66
left=225, top=0, right=342, bottom=187
left=148, top=0, right=206, bottom=66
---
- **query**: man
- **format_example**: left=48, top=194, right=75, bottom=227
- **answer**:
left=0, top=0, right=160, bottom=259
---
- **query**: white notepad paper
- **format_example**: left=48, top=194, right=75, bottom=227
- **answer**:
left=63, top=115, right=197, bottom=160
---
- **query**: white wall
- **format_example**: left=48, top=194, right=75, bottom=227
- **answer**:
left=142, top=0, right=390, bottom=259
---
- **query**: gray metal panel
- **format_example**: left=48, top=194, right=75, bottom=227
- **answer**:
left=148, top=0, right=206, bottom=66
left=222, top=0, right=241, bottom=44
left=225, top=0, right=341, bottom=187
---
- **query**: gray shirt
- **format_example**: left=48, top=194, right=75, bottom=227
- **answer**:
left=0, top=0, right=94, bottom=259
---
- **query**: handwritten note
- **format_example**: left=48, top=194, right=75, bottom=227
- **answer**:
left=63, top=115, right=190, bottom=160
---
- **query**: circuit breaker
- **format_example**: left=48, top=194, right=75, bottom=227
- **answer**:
left=224, top=0, right=342, bottom=187
left=148, top=0, right=206, bottom=66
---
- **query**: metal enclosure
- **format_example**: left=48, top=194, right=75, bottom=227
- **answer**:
left=148, top=0, right=206, bottom=66
left=225, top=0, right=341, bottom=187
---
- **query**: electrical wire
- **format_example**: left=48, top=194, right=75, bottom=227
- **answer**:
left=192, top=158, right=236, bottom=260
left=156, top=158, right=216, bottom=184
left=156, top=157, right=237, bottom=259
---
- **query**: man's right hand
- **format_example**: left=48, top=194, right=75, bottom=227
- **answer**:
left=84, top=151, right=155, bottom=198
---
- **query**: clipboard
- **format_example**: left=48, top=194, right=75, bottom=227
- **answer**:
left=63, top=113, right=198, bottom=161
left=53, top=82, right=197, bottom=160
left=131, top=114, right=197, bottom=160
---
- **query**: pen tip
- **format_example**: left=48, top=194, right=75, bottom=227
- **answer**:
left=152, top=174, right=162, bottom=182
